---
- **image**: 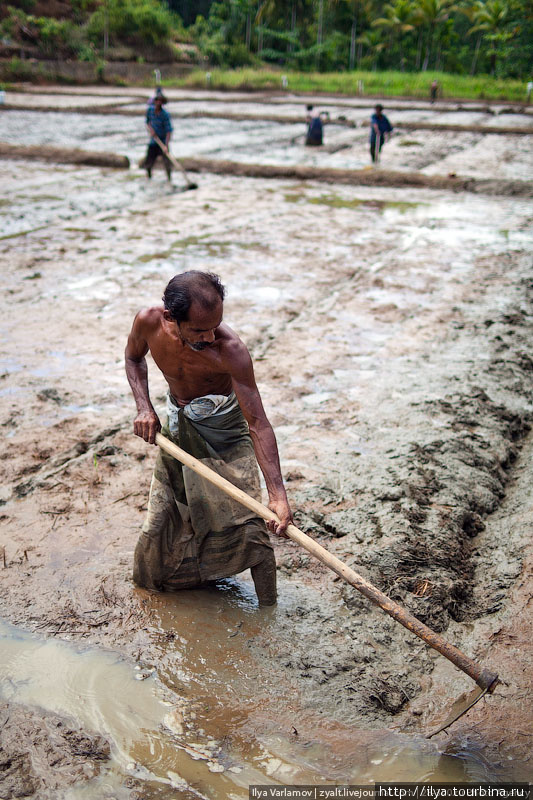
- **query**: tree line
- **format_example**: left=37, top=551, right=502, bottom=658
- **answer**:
left=1, top=0, right=531, bottom=78
left=186, top=0, right=532, bottom=78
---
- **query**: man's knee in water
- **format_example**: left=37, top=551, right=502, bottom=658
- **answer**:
left=251, top=550, right=277, bottom=606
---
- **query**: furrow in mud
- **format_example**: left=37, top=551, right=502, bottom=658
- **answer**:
left=249, top=258, right=533, bottom=726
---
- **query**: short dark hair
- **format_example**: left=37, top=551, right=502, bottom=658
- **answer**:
left=163, top=271, right=225, bottom=323
left=375, top=104, right=383, bottom=112
left=306, top=104, right=313, bottom=111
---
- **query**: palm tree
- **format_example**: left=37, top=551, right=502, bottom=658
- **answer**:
left=344, top=0, right=374, bottom=69
left=357, top=27, right=386, bottom=68
left=315, top=0, right=340, bottom=68
left=460, top=0, right=482, bottom=72
left=465, top=0, right=512, bottom=74
left=413, top=0, right=456, bottom=70
left=256, top=0, right=306, bottom=53
left=372, top=0, right=416, bottom=69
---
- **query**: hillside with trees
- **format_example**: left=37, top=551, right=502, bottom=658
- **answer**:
left=1, top=0, right=531, bottom=78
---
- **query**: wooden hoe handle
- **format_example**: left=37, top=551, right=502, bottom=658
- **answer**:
left=155, top=432, right=499, bottom=692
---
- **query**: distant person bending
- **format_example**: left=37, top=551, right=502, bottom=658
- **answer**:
left=305, top=104, right=324, bottom=147
left=145, top=89, right=173, bottom=181
left=369, top=104, right=393, bottom=163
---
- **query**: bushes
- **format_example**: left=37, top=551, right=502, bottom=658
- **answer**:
left=0, top=8, right=79, bottom=57
left=1, top=0, right=185, bottom=60
left=36, top=17, right=82, bottom=57
left=87, top=0, right=176, bottom=48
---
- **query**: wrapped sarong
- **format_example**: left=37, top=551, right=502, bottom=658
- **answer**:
left=133, top=392, right=273, bottom=591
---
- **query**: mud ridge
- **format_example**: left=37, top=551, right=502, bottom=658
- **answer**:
left=334, top=299, right=533, bottom=633
left=0, top=142, right=130, bottom=168
left=180, top=158, right=533, bottom=197
left=258, top=278, right=533, bottom=725
left=399, top=121, right=533, bottom=136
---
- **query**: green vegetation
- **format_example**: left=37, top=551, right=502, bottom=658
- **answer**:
left=173, top=66, right=527, bottom=99
left=184, top=0, right=532, bottom=79
left=1, top=0, right=531, bottom=90
left=284, top=192, right=422, bottom=211
left=0, top=0, right=185, bottom=61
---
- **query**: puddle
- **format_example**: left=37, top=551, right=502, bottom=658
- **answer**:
left=0, top=578, right=509, bottom=799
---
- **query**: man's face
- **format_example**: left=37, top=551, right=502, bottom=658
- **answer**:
left=154, top=97, right=163, bottom=109
left=177, top=299, right=223, bottom=352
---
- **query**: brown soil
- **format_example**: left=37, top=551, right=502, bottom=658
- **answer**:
left=0, top=85, right=532, bottom=796
left=0, top=703, right=110, bottom=798
left=0, top=142, right=130, bottom=168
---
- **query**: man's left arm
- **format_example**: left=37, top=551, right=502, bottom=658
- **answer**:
left=228, top=344, right=293, bottom=537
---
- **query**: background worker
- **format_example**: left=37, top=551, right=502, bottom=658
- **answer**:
left=305, top=104, right=324, bottom=146
left=145, top=88, right=173, bottom=181
left=369, top=104, right=393, bottom=163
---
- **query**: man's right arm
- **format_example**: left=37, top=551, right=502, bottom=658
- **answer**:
left=125, top=310, right=161, bottom=444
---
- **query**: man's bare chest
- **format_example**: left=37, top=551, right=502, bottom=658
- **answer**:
left=149, top=342, right=231, bottom=393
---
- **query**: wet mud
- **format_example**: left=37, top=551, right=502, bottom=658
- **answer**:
left=5, top=104, right=532, bottom=137
left=0, top=86, right=532, bottom=797
left=0, top=702, right=110, bottom=799
left=0, top=142, right=130, bottom=168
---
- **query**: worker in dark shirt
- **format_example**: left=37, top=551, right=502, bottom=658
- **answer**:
left=305, top=104, right=324, bottom=146
left=369, top=104, right=393, bottom=163
left=145, top=89, right=173, bottom=180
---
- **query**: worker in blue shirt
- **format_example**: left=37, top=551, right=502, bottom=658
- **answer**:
left=145, top=89, right=173, bottom=180
left=369, top=104, right=393, bottom=163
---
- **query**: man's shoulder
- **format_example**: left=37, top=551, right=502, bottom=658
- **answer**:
left=218, top=324, right=251, bottom=363
left=134, top=306, right=165, bottom=333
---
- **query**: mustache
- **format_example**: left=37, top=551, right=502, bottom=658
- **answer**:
left=187, top=341, right=211, bottom=351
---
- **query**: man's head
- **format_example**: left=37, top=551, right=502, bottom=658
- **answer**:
left=306, top=104, right=313, bottom=112
left=154, top=88, right=168, bottom=106
left=163, top=271, right=226, bottom=351
left=375, top=104, right=384, bottom=114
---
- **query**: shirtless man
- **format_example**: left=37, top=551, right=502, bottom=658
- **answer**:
left=125, top=271, right=292, bottom=605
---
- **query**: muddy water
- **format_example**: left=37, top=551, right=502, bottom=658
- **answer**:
left=0, top=587, right=500, bottom=800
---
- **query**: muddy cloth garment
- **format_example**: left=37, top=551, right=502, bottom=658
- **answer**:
left=133, top=393, right=273, bottom=591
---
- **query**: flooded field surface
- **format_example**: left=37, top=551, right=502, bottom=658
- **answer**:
left=2, top=88, right=533, bottom=178
left=0, top=86, right=532, bottom=798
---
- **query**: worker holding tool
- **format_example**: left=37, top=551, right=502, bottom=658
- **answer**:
left=144, top=88, right=173, bottom=181
left=125, top=271, right=292, bottom=606
left=369, top=103, right=393, bottom=163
